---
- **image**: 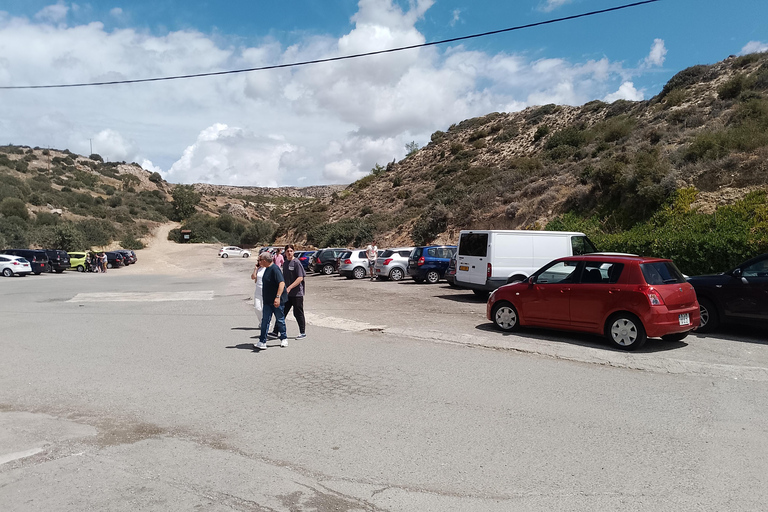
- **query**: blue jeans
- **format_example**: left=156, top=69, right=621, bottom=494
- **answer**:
left=260, top=301, right=286, bottom=343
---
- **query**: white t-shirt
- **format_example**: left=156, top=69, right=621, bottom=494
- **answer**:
left=366, top=245, right=377, bottom=260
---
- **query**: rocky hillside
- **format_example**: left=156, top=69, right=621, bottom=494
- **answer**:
left=279, top=52, right=768, bottom=249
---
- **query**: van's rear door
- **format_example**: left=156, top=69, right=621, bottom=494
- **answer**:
left=457, top=232, right=488, bottom=285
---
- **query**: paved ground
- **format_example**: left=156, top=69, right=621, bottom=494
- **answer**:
left=1, top=234, right=768, bottom=511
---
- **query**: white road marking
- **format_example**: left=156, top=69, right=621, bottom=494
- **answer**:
left=68, top=291, right=215, bottom=302
left=0, top=447, right=44, bottom=465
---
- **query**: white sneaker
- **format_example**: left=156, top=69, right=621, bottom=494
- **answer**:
left=255, top=341, right=267, bottom=350
left=280, top=339, right=288, bottom=348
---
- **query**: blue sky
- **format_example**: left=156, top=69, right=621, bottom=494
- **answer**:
left=0, top=0, right=766, bottom=186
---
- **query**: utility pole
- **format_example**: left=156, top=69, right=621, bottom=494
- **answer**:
left=89, top=139, right=92, bottom=156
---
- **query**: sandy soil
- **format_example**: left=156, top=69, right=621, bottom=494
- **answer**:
left=129, top=222, right=226, bottom=275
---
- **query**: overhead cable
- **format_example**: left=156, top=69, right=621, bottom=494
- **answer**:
left=0, top=0, right=660, bottom=90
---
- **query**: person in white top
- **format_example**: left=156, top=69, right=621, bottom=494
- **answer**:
left=251, top=262, right=266, bottom=325
left=365, top=241, right=378, bottom=280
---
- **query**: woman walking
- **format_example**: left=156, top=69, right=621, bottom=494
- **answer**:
left=251, top=260, right=266, bottom=328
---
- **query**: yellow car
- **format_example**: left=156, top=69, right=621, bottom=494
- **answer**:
left=68, top=251, right=90, bottom=272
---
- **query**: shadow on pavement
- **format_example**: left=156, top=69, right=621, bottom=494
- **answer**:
left=434, top=293, right=487, bottom=304
left=691, top=326, right=768, bottom=345
left=474, top=322, right=689, bottom=353
left=230, top=327, right=259, bottom=331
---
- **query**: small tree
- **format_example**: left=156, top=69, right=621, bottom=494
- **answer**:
left=405, top=141, right=420, bottom=157
left=171, top=185, right=201, bottom=221
left=0, top=197, right=29, bottom=220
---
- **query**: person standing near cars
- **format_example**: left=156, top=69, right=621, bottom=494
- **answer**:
left=366, top=241, right=378, bottom=280
left=255, top=252, right=288, bottom=349
left=271, top=244, right=306, bottom=339
left=273, top=247, right=284, bottom=269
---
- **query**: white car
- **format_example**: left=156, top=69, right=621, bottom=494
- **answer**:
left=218, top=246, right=251, bottom=258
left=338, top=249, right=370, bottom=279
left=373, top=247, right=415, bottom=281
left=0, top=255, right=32, bottom=276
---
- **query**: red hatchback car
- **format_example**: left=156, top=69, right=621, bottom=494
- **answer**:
left=487, top=254, right=700, bottom=350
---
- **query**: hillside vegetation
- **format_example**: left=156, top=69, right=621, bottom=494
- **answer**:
left=1, top=52, right=767, bottom=274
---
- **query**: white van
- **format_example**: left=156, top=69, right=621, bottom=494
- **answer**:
left=454, top=230, right=597, bottom=293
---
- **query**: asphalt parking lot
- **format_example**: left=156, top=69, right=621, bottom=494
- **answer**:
left=1, top=257, right=768, bottom=511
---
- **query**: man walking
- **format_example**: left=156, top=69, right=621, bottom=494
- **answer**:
left=366, top=240, right=378, bottom=280
left=281, top=245, right=307, bottom=339
left=255, top=252, right=288, bottom=350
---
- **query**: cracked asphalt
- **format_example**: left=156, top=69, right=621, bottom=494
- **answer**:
left=1, top=250, right=768, bottom=511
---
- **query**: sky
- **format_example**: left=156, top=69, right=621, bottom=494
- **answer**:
left=0, top=0, right=766, bottom=187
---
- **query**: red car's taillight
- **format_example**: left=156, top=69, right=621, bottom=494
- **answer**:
left=383, top=258, right=393, bottom=265
left=487, top=263, right=492, bottom=278
left=646, top=288, right=665, bottom=306
left=417, top=256, right=425, bottom=266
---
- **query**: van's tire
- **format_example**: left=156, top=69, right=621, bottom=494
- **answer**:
left=606, top=313, right=647, bottom=351
left=696, top=297, right=719, bottom=333
left=222, top=253, right=229, bottom=258
left=507, top=274, right=527, bottom=284
left=426, top=271, right=440, bottom=284
left=322, top=264, right=334, bottom=275
left=389, top=268, right=404, bottom=281
left=353, top=266, right=366, bottom=279
left=492, top=302, right=520, bottom=331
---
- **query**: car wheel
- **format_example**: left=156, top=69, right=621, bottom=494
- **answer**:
left=661, top=331, right=690, bottom=342
left=606, top=313, right=647, bottom=351
left=77, top=265, right=84, bottom=272
left=222, top=253, right=228, bottom=258
left=322, top=264, right=334, bottom=275
left=2, top=268, right=13, bottom=277
left=696, top=297, right=719, bottom=333
left=492, top=302, right=520, bottom=331
left=426, top=270, right=440, bottom=284
left=242, top=253, right=249, bottom=258
left=389, top=268, right=404, bottom=281
left=353, top=266, right=366, bottom=279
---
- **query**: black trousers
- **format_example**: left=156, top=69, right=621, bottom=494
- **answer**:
left=275, top=295, right=305, bottom=334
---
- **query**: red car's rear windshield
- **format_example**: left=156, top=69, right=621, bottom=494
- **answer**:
left=640, top=261, right=686, bottom=285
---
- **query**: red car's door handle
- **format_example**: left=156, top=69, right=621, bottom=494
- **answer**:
left=609, top=288, right=621, bottom=293
left=561, top=288, right=571, bottom=292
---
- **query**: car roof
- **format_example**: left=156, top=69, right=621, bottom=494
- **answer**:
left=559, top=254, right=671, bottom=263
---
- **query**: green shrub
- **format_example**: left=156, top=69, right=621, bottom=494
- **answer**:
left=545, top=126, right=587, bottom=150
left=149, top=171, right=163, bottom=183
left=718, top=74, right=745, bottom=100
left=120, top=237, right=145, bottom=250
left=660, top=64, right=714, bottom=98
left=89, top=153, right=103, bottom=162
left=0, top=197, right=29, bottom=220
left=411, top=204, right=449, bottom=245
left=533, top=125, right=550, bottom=142
left=307, top=219, right=373, bottom=247
left=526, top=104, right=559, bottom=125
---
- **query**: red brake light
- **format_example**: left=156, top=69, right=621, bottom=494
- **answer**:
left=344, top=259, right=351, bottom=264
left=417, top=256, right=425, bottom=266
left=12, top=261, right=18, bottom=265
left=487, top=262, right=492, bottom=278
left=383, top=258, right=393, bottom=265
left=646, top=288, right=665, bottom=306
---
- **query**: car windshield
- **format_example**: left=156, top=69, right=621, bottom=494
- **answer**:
left=640, top=261, right=686, bottom=285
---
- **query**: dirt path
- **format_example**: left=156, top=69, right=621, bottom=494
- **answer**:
left=130, top=222, right=224, bottom=275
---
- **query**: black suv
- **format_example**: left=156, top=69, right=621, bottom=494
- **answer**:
left=105, top=251, right=125, bottom=269
left=43, top=249, right=70, bottom=273
left=115, top=249, right=136, bottom=265
left=311, top=248, right=348, bottom=274
left=0, top=249, right=49, bottom=275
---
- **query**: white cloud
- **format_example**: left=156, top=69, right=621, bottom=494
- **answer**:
left=604, top=82, right=644, bottom=103
left=450, top=9, right=461, bottom=27
left=141, top=159, right=162, bottom=174
left=110, top=8, right=124, bottom=18
left=34, top=2, right=69, bottom=24
left=740, top=41, right=768, bottom=55
left=641, top=38, right=667, bottom=68
left=0, top=0, right=661, bottom=186
left=540, top=0, right=572, bottom=12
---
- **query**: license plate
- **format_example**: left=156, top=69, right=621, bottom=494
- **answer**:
left=678, top=313, right=690, bottom=326
left=459, top=265, right=469, bottom=271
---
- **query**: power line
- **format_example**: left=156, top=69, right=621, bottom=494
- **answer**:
left=0, top=0, right=660, bottom=90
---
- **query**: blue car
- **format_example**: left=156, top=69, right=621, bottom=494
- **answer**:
left=407, top=245, right=457, bottom=284
left=297, top=251, right=314, bottom=271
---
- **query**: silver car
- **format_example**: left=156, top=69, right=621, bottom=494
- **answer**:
left=373, top=247, right=415, bottom=281
left=338, top=249, right=370, bottom=279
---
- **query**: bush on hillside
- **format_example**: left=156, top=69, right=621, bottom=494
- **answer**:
left=307, top=219, right=373, bottom=248
left=0, top=197, right=29, bottom=220
left=412, top=204, right=449, bottom=246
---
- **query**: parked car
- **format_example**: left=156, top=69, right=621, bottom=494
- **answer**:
left=43, top=249, right=70, bottom=273
left=297, top=251, right=314, bottom=271
left=338, top=249, right=371, bottom=279
left=373, top=247, right=415, bottom=281
left=115, top=249, right=136, bottom=265
left=407, top=246, right=457, bottom=284
left=687, top=253, right=768, bottom=332
left=0, top=249, right=49, bottom=275
left=311, top=248, right=347, bottom=274
left=446, top=252, right=458, bottom=287
left=105, top=251, right=125, bottom=268
left=455, top=230, right=597, bottom=294
left=218, top=246, right=251, bottom=258
left=487, top=254, right=700, bottom=351
left=67, top=251, right=89, bottom=272
left=0, top=255, right=32, bottom=277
